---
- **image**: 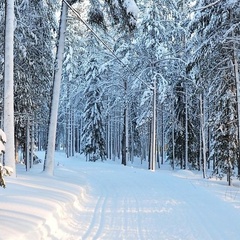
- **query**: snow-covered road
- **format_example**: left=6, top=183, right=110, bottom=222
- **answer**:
left=2, top=152, right=240, bottom=240
left=61, top=162, right=240, bottom=240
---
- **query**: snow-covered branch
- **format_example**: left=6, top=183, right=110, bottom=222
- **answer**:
left=193, top=0, right=221, bottom=12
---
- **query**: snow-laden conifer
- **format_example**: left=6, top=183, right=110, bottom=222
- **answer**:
left=81, top=53, right=106, bottom=161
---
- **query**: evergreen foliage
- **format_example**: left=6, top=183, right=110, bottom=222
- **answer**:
left=81, top=54, right=106, bottom=161
left=187, top=0, right=240, bottom=180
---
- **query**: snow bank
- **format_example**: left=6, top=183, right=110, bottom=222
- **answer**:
left=1, top=151, right=240, bottom=239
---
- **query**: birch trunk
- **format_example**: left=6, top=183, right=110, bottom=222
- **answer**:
left=4, top=0, right=16, bottom=176
left=44, top=2, right=68, bottom=175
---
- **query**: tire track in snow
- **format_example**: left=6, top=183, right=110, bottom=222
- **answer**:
left=134, top=195, right=144, bottom=240
left=81, top=190, right=109, bottom=239
left=92, top=194, right=109, bottom=239
left=81, top=195, right=104, bottom=239
left=65, top=162, right=240, bottom=240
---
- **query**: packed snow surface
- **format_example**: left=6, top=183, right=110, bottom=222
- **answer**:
left=1, top=151, right=240, bottom=240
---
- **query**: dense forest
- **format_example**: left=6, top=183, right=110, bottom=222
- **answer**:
left=0, top=0, right=239, bottom=185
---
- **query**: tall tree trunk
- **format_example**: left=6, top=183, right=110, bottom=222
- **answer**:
left=65, top=77, right=70, bottom=157
left=25, top=117, right=30, bottom=171
left=148, top=121, right=152, bottom=169
left=150, top=77, right=157, bottom=171
left=172, top=99, right=175, bottom=170
left=200, top=93, right=207, bottom=178
left=121, top=107, right=128, bottom=166
left=106, top=116, right=110, bottom=159
left=4, top=0, right=16, bottom=176
left=44, top=2, right=68, bottom=175
left=121, top=80, right=128, bottom=165
left=185, top=86, right=188, bottom=169
left=161, top=105, right=164, bottom=165
left=71, top=108, right=75, bottom=157
left=109, top=117, right=112, bottom=160
left=30, top=122, right=34, bottom=167
left=199, top=118, right=202, bottom=171
left=234, top=37, right=240, bottom=176
left=14, top=138, right=19, bottom=164
left=117, top=118, right=121, bottom=160
left=65, top=104, right=69, bottom=157
left=172, top=124, right=175, bottom=170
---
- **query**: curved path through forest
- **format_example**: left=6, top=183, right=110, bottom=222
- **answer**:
left=2, top=152, right=240, bottom=240
left=55, top=159, right=240, bottom=240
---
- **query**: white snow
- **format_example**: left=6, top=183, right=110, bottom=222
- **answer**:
left=123, top=0, right=139, bottom=26
left=123, top=0, right=139, bottom=17
left=1, top=151, right=240, bottom=239
left=0, top=128, right=7, bottom=143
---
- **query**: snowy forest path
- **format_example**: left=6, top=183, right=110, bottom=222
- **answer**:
left=62, top=160, right=240, bottom=240
left=3, top=152, right=240, bottom=240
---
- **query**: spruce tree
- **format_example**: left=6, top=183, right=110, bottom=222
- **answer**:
left=81, top=55, right=106, bottom=161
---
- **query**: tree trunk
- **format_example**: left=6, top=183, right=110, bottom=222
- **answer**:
left=185, top=86, right=188, bottom=169
left=150, top=77, right=157, bottom=171
left=200, top=93, right=207, bottom=178
left=121, top=80, right=128, bottom=165
left=121, top=108, right=127, bottom=166
left=172, top=99, right=175, bottom=170
left=4, top=0, right=16, bottom=176
left=30, top=122, right=34, bottom=167
left=65, top=104, right=69, bottom=157
left=44, top=2, right=68, bottom=175
left=14, top=138, right=19, bottom=164
left=161, top=105, right=164, bottom=165
left=70, top=108, right=74, bottom=157
left=25, top=117, right=30, bottom=171
left=234, top=38, right=240, bottom=176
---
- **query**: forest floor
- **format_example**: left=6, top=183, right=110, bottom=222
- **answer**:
left=1, top=151, right=240, bottom=240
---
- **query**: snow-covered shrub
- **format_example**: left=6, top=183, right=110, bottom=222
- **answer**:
left=0, top=164, right=13, bottom=188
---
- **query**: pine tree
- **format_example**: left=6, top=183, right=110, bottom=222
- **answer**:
left=210, top=84, right=237, bottom=185
left=81, top=55, right=106, bottom=161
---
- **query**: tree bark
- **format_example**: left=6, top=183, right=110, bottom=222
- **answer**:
left=121, top=80, right=128, bottom=166
left=233, top=36, right=240, bottom=176
left=150, top=77, right=157, bottom=171
left=121, top=108, right=127, bottom=166
left=44, top=2, right=68, bottom=175
left=25, top=117, right=30, bottom=171
left=185, top=86, right=188, bottom=169
left=200, top=93, right=207, bottom=178
left=4, top=0, right=16, bottom=176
